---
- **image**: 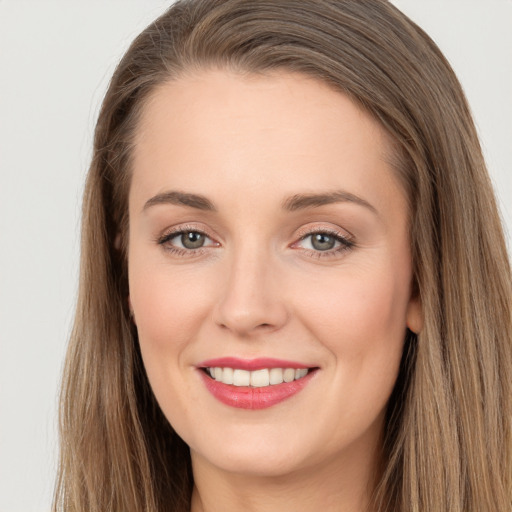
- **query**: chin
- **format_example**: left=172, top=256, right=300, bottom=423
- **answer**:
left=187, top=425, right=317, bottom=478
left=193, top=446, right=310, bottom=478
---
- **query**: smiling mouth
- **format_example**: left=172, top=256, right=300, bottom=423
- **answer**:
left=198, top=357, right=318, bottom=409
left=203, top=367, right=313, bottom=387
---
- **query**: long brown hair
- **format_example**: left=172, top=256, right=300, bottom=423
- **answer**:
left=53, top=1, right=512, bottom=510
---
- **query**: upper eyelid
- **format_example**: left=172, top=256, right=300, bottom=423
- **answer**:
left=298, top=231, right=350, bottom=242
left=294, top=224, right=354, bottom=242
left=158, top=223, right=216, bottom=241
left=293, top=231, right=354, bottom=249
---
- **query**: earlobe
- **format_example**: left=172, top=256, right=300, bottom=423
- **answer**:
left=406, top=296, right=423, bottom=334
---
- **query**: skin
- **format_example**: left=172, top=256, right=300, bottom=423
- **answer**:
left=128, top=69, right=422, bottom=512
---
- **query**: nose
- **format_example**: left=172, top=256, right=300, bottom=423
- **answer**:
left=213, top=248, right=289, bottom=337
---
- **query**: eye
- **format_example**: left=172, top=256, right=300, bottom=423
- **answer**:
left=293, top=229, right=354, bottom=257
left=176, top=231, right=207, bottom=249
left=306, top=233, right=339, bottom=251
left=157, top=227, right=219, bottom=253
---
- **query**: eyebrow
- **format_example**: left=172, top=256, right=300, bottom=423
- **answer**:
left=142, top=189, right=377, bottom=215
left=282, top=190, right=378, bottom=215
left=143, top=191, right=217, bottom=212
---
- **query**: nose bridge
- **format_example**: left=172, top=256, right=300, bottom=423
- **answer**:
left=214, top=239, right=287, bottom=335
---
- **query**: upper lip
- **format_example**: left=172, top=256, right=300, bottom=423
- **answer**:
left=197, top=357, right=315, bottom=371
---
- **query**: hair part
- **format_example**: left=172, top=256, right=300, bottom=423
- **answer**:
left=54, top=1, right=512, bottom=511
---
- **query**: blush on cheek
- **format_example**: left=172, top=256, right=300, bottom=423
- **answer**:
left=129, top=261, right=218, bottom=354
left=303, top=273, right=401, bottom=342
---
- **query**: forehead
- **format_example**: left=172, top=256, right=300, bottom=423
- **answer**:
left=130, top=69, right=405, bottom=217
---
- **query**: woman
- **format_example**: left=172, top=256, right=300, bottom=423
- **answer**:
left=53, top=1, right=512, bottom=511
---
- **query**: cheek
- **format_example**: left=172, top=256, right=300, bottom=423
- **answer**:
left=128, top=258, right=215, bottom=427
left=295, top=264, right=410, bottom=395
left=128, top=255, right=214, bottom=361
left=300, top=269, right=408, bottom=345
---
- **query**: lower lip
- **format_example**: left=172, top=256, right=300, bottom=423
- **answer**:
left=199, top=370, right=315, bottom=410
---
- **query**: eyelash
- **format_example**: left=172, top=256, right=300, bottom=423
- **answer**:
left=294, top=228, right=355, bottom=259
left=156, top=225, right=355, bottom=259
left=156, top=224, right=218, bottom=257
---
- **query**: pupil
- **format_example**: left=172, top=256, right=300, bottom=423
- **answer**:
left=311, top=233, right=335, bottom=251
left=181, top=231, right=205, bottom=249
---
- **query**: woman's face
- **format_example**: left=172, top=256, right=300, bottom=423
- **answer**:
left=128, top=70, right=422, bottom=478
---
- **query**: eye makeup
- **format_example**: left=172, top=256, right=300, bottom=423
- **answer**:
left=292, top=228, right=355, bottom=259
left=155, top=222, right=356, bottom=261
left=156, top=223, right=220, bottom=257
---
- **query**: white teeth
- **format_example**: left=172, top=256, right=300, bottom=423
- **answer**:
left=269, top=368, right=284, bottom=385
left=207, top=366, right=311, bottom=387
left=233, top=369, right=251, bottom=387
left=251, top=369, right=270, bottom=387
left=295, top=368, right=308, bottom=379
left=283, top=368, right=295, bottom=383
left=222, top=367, right=234, bottom=385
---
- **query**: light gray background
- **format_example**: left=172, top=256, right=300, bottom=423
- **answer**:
left=1, top=2, right=511, bottom=511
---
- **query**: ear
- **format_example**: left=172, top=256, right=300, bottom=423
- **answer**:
left=406, top=295, right=423, bottom=334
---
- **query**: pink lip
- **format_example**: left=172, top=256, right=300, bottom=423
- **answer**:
left=197, top=358, right=317, bottom=410
left=198, top=357, right=312, bottom=371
